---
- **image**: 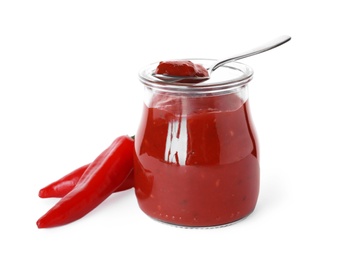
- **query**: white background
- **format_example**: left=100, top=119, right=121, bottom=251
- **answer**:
left=1, top=0, right=341, bottom=259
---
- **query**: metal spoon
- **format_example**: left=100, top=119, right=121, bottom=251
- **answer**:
left=153, top=35, right=291, bottom=83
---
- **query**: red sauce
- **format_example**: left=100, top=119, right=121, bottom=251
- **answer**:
left=155, top=60, right=209, bottom=77
left=134, top=91, right=260, bottom=227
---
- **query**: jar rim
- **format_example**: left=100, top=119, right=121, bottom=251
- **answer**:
left=139, top=59, right=253, bottom=94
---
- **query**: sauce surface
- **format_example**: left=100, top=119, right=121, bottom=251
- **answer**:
left=134, top=92, right=259, bottom=227
left=155, top=60, right=209, bottom=77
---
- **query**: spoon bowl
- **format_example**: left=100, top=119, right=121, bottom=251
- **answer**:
left=153, top=35, right=291, bottom=83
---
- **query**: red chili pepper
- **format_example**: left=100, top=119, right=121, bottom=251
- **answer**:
left=38, top=163, right=134, bottom=198
left=36, top=135, right=134, bottom=228
left=38, top=164, right=88, bottom=198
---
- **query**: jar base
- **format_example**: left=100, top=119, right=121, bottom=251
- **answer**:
left=148, top=211, right=254, bottom=229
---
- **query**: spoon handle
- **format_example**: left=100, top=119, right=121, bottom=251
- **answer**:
left=210, top=35, right=291, bottom=72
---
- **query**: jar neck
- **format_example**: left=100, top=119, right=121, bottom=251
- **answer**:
left=143, top=84, right=249, bottom=115
left=139, top=60, right=253, bottom=95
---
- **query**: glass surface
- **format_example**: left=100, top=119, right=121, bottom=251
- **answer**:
left=134, top=60, right=259, bottom=227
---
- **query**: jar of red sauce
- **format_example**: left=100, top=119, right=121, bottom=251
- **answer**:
left=134, top=60, right=260, bottom=228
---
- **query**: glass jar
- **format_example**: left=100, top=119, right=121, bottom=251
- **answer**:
left=134, top=59, right=260, bottom=228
